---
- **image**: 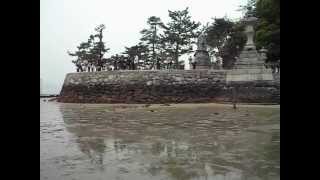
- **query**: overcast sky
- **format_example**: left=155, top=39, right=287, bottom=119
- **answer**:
left=40, top=0, right=246, bottom=94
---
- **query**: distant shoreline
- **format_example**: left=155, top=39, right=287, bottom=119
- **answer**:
left=51, top=102, right=280, bottom=108
left=40, top=94, right=59, bottom=98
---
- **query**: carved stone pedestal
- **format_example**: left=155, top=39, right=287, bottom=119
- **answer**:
left=194, top=50, right=211, bottom=69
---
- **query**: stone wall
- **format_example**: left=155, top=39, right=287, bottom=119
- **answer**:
left=58, top=70, right=280, bottom=104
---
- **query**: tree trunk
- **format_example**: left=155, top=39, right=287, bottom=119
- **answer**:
left=152, top=25, right=157, bottom=69
left=175, top=43, right=179, bottom=68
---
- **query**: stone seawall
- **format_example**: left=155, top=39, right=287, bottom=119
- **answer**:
left=58, top=70, right=280, bottom=104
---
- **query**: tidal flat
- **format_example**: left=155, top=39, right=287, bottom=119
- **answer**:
left=40, top=99, right=279, bottom=180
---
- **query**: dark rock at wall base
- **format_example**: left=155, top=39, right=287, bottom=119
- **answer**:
left=58, top=70, right=280, bottom=104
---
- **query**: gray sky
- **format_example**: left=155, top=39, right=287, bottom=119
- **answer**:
left=40, top=0, right=246, bottom=94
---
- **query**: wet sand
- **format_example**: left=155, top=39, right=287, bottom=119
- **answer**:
left=40, top=99, right=280, bottom=180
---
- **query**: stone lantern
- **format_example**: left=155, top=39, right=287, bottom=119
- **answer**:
left=194, top=33, right=211, bottom=69
left=227, top=15, right=274, bottom=82
left=233, top=16, right=265, bottom=69
left=242, top=16, right=258, bottom=50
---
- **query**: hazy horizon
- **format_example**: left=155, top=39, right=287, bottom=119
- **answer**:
left=40, top=0, right=246, bottom=94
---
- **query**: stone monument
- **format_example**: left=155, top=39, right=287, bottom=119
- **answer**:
left=233, top=16, right=265, bottom=69
left=194, top=33, right=211, bottom=69
left=227, top=15, right=273, bottom=82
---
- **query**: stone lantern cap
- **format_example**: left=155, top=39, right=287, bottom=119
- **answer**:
left=242, top=16, right=258, bottom=25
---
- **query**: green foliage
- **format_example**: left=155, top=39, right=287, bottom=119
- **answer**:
left=160, top=7, right=201, bottom=67
left=256, top=0, right=279, bottom=25
left=68, top=24, right=110, bottom=71
left=140, top=16, right=163, bottom=46
left=122, top=43, right=150, bottom=69
left=238, top=0, right=257, bottom=17
left=140, top=16, right=164, bottom=68
left=67, top=0, right=280, bottom=72
left=206, top=0, right=280, bottom=67
left=91, top=24, right=110, bottom=70
left=205, top=18, right=246, bottom=68
left=254, top=0, right=280, bottom=62
left=206, top=18, right=234, bottom=50
left=220, top=23, right=247, bottom=68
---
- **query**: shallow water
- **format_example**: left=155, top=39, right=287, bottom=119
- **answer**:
left=40, top=99, right=279, bottom=180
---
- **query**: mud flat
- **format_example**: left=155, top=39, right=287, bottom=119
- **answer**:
left=41, top=100, right=279, bottom=180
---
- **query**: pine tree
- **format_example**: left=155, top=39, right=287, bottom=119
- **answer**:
left=123, top=43, right=149, bottom=70
left=206, top=18, right=234, bottom=53
left=205, top=18, right=246, bottom=69
left=90, top=24, right=110, bottom=71
left=68, top=40, right=92, bottom=72
left=140, top=16, right=163, bottom=69
left=68, top=24, right=110, bottom=72
left=161, top=7, right=200, bottom=68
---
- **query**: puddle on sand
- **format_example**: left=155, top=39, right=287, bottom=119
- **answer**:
left=40, top=100, right=280, bottom=180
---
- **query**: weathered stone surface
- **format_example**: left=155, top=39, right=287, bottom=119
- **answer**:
left=194, top=33, right=211, bottom=69
left=226, top=69, right=273, bottom=82
left=58, top=70, right=280, bottom=104
left=194, top=50, right=211, bottom=69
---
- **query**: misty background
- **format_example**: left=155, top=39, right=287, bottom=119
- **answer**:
left=40, top=0, right=246, bottom=94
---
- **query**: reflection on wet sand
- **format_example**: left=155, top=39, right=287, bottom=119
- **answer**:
left=40, top=101, right=279, bottom=180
